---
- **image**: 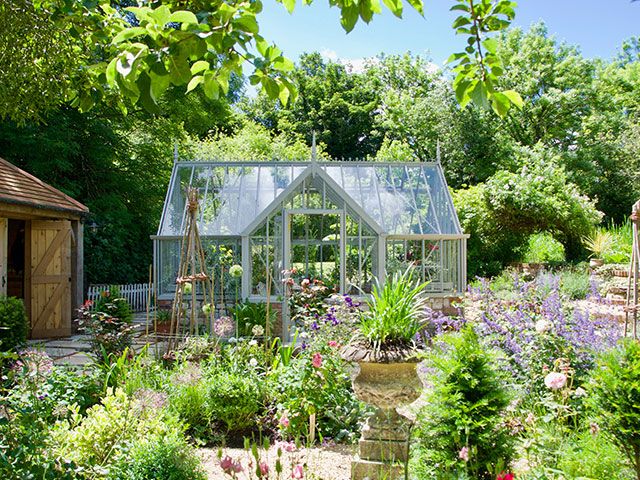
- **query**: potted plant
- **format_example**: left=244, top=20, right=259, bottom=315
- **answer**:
left=583, top=230, right=613, bottom=268
left=341, top=267, right=427, bottom=480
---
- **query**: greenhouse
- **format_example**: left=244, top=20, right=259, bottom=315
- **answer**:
left=153, top=159, right=468, bottom=335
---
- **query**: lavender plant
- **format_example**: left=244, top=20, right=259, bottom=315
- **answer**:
left=470, top=274, right=621, bottom=395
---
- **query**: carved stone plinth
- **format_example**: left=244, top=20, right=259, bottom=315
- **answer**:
left=340, top=349, right=421, bottom=480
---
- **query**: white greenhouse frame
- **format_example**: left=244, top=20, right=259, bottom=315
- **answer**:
left=153, top=159, right=468, bottom=337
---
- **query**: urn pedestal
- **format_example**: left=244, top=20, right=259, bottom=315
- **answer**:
left=347, top=360, right=421, bottom=480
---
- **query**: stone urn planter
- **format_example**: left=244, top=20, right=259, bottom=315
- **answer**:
left=342, top=342, right=422, bottom=480
left=590, top=258, right=605, bottom=268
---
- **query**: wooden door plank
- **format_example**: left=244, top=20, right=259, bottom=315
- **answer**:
left=32, top=228, right=70, bottom=277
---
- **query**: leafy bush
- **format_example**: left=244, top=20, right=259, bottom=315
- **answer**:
left=589, top=339, right=640, bottom=480
left=111, top=433, right=206, bottom=480
left=93, top=287, right=133, bottom=322
left=79, top=300, right=135, bottom=360
left=413, top=326, right=514, bottom=480
left=454, top=145, right=602, bottom=276
left=359, top=267, right=427, bottom=346
left=522, top=232, right=566, bottom=263
left=204, top=371, right=265, bottom=434
left=0, top=295, right=28, bottom=351
left=51, top=388, right=183, bottom=478
left=558, top=266, right=590, bottom=300
left=270, top=343, right=364, bottom=443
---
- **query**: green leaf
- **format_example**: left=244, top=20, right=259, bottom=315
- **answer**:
left=149, top=70, right=171, bottom=99
left=502, top=89, right=524, bottom=109
left=406, top=0, right=423, bottom=16
left=281, top=0, right=296, bottom=14
left=190, top=60, right=210, bottom=74
left=278, top=81, right=291, bottom=105
left=382, top=0, right=403, bottom=18
left=168, top=10, right=198, bottom=25
left=235, top=15, right=259, bottom=34
left=111, top=27, right=147, bottom=44
left=450, top=4, right=470, bottom=12
left=262, top=76, right=279, bottom=99
left=482, top=37, right=498, bottom=54
left=469, top=80, right=489, bottom=109
left=148, top=5, right=171, bottom=27
left=452, top=15, right=471, bottom=28
left=490, top=91, right=510, bottom=117
left=186, top=75, right=204, bottom=93
left=106, top=58, right=118, bottom=86
left=340, top=4, right=360, bottom=32
left=203, top=73, right=219, bottom=99
left=273, top=56, right=294, bottom=72
left=136, top=72, right=161, bottom=114
left=446, top=52, right=467, bottom=64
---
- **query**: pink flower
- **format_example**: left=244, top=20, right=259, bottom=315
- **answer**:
left=301, top=278, right=310, bottom=288
left=458, top=446, right=469, bottom=462
left=279, top=414, right=290, bottom=428
left=544, top=372, right=567, bottom=390
left=497, top=473, right=514, bottom=480
left=275, top=440, right=297, bottom=452
left=327, top=341, right=338, bottom=348
left=220, top=455, right=243, bottom=474
left=292, top=464, right=304, bottom=479
left=312, top=353, right=322, bottom=368
left=259, top=461, right=269, bottom=477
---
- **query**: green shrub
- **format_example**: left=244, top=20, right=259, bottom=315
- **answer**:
left=589, top=339, right=640, bottom=480
left=558, top=266, right=590, bottom=300
left=522, top=232, right=566, bottom=263
left=167, top=364, right=210, bottom=442
left=93, top=286, right=133, bottom=322
left=453, top=145, right=602, bottom=276
left=111, top=433, right=206, bottom=480
left=555, top=428, right=635, bottom=480
left=413, top=326, right=514, bottom=480
left=51, top=388, right=183, bottom=478
left=0, top=295, right=27, bottom=351
left=204, top=371, right=264, bottom=434
left=271, top=344, right=364, bottom=443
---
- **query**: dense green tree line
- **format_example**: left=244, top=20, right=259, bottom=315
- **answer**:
left=0, top=21, right=638, bottom=281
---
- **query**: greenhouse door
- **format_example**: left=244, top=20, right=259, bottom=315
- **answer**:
left=283, top=209, right=345, bottom=340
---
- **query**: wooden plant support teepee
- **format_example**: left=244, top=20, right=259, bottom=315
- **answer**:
left=168, top=188, right=214, bottom=352
left=625, top=200, right=640, bottom=339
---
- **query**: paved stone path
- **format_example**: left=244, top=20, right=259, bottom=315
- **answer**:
left=26, top=312, right=162, bottom=366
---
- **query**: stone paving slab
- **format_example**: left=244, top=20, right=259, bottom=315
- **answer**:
left=55, top=352, right=93, bottom=367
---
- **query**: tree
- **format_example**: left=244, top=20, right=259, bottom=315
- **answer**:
left=0, top=0, right=522, bottom=123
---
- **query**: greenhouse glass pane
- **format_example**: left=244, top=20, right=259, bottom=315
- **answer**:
left=160, top=165, right=193, bottom=235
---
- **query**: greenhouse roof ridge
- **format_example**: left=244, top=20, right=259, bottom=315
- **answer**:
left=175, top=159, right=440, bottom=167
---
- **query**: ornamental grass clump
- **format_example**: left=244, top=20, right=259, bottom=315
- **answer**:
left=358, top=267, right=428, bottom=349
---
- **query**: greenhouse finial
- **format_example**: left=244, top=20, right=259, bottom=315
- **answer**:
left=311, top=131, right=317, bottom=161
left=174, top=143, right=179, bottom=163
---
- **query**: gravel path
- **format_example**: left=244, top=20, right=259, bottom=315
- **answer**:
left=199, top=444, right=355, bottom=479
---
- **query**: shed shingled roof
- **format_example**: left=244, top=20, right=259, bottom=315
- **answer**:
left=0, top=157, right=89, bottom=215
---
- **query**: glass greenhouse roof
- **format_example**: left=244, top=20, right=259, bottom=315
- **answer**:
left=158, top=161, right=462, bottom=237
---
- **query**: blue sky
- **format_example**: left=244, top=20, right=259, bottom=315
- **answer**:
left=256, top=0, right=639, bottom=66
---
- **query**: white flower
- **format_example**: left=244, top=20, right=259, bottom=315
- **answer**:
left=535, top=319, right=552, bottom=334
left=574, top=387, right=587, bottom=397
left=252, top=324, right=265, bottom=336
left=544, top=372, right=567, bottom=390
left=249, top=339, right=258, bottom=347
left=249, top=358, right=258, bottom=367
left=228, top=337, right=237, bottom=344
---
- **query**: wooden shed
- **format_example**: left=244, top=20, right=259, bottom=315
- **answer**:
left=0, top=157, right=88, bottom=339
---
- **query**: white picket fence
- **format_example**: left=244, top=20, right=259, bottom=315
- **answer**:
left=87, top=283, right=153, bottom=312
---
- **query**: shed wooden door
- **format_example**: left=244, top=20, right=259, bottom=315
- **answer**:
left=29, top=220, right=71, bottom=338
